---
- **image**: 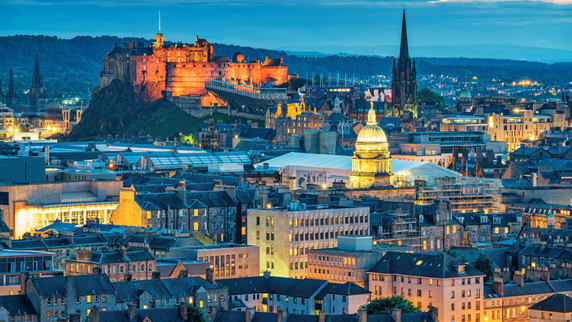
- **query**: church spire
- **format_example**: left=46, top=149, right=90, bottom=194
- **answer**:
left=32, top=50, right=43, bottom=88
left=7, top=68, right=16, bottom=104
left=399, top=10, right=409, bottom=60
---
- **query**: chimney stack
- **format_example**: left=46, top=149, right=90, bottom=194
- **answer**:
left=246, top=307, right=254, bottom=322
left=128, top=304, right=136, bottom=320
left=319, top=311, right=325, bottom=322
left=69, top=314, right=81, bottom=322
left=206, top=268, right=213, bottom=283
left=179, top=302, right=188, bottom=321
left=493, top=278, right=503, bottom=297
left=152, top=271, right=161, bottom=280
left=392, top=309, right=402, bottom=322
left=429, top=306, right=439, bottom=322
left=277, top=309, right=286, bottom=322
left=90, top=306, right=100, bottom=322
left=513, top=269, right=524, bottom=287
left=358, top=308, right=367, bottom=322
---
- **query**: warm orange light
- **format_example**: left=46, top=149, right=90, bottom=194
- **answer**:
left=266, top=204, right=272, bottom=209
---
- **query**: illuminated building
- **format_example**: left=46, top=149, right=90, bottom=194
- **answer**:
left=307, top=235, right=414, bottom=288
left=99, top=33, right=288, bottom=106
left=0, top=181, right=122, bottom=238
left=349, top=105, right=393, bottom=188
left=247, top=204, right=370, bottom=279
left=369, top=252, right=485, bottom=322
left=440, top=111, right=567, bottom=152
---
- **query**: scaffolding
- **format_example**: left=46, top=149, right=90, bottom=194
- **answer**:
left=417, top=176, right=502, bottom=214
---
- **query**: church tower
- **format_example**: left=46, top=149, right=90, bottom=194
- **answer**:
left=349, top=104, right=393, bottom=188
left=6, top=68, right=16, bottom=105
left=29, top=50, right=46, bottom=107
left=391, top=10, right=417, bottom=117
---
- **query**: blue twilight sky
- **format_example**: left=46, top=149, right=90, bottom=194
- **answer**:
left=1, top=0, right=571, bottom=61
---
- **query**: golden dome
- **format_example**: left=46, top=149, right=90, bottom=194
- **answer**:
left=356, top=104, right=387, bottom=144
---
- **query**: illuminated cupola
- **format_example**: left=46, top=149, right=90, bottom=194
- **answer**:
left=349, top=104, right=394, bottom=188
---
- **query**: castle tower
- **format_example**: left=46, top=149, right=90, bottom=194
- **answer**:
left=391, top=10, right=417, bottom=117
left=29, top=50, right=47, bottom=107
left=6, top=68, right=16, bottom=105
left=156, top=33, right=164, bottom=48
left=349, top=104, right=393, bottom=188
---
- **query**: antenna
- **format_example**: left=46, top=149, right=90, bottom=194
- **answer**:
left=159, top=11, right=161, bottom=32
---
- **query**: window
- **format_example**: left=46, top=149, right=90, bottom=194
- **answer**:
left=452, top=291, right=455, bottom=299
left=87, top=295, right=92, bottom=303
left=417, top=290, right=422, bottom=296
left=76, top=296, right=81, bottom=304
left=452, top=304, right=455, bottom=311
left=550, top=313, right=553, bottom=320
left=102, top=295, right=107, bottom=303
left=418, top=278, right=422, bottom=284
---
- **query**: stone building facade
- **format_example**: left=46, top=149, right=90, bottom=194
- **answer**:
left=99, top=34, right=288, bottom=101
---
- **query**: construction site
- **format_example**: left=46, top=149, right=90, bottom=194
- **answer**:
left=416, top=176, right=502, bottom=214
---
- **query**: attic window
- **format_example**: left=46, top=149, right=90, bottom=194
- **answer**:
left=416, top=260, right=423, bottom=266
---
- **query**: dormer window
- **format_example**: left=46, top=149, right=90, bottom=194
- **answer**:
left=481, top=216, right=487, bottom=223
left=419, top=216, right=424, bottom=223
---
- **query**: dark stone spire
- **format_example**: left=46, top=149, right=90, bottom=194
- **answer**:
left=391, top=10, right=417, bottom=116
left=392, top=59, right=397, bottom=76
left=399, top=10, right=409, bottom=60
left=29, top=50, right=46, bottom=106
left=6, top=68, right=16, bottom=105
left=32, top=50, right=42, bottom=87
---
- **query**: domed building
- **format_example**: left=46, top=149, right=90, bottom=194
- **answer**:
left=349, top=104, right=394, bottom=188
left=459, top=88, right=472, bottom=110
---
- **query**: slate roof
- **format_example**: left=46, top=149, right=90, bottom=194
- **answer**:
left=135, top=193, right=187, bottom=210
left=113, top=279, right=173, bottom=303
left=369, top=251, right=485, bottom=278
left=503, top=281, right=555, bottom=297
left=315, top=282, right=370, bottom=299
left=235, top=189, right=255, bottom=204
left=160, top=276, right=219, bottom=297
left=0, top=295, right=38, bottom=316
left=216, top=276, right=328, bottom=298
left=242, top=128, right=276, bottom=141
left=449, top=247, right=508, bottom=270
left=529, top=293, right=572, bottom=312
left=97, top=307, right=185, bottom=322
left=214, top=312, right=433, bottom=322
left=69, top=250, right=154, bottom=264
left=31, top=274, right=114, bottom=297
left=172, top=172, right=239, bottom=186
left=185, top=190, right=237, bottom=208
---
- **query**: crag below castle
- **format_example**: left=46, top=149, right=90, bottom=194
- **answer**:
left=69, top=80, right=261, bottom=141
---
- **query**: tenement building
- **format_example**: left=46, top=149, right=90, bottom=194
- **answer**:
left=217, top=275, right=370, bottom=315
left=307, top=235, right=414, bottom=288
left=247, top=204, right=370, bottom=278
left=369, top=251, right=485, bottom=322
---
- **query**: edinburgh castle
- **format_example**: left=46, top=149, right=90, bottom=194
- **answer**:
left=99, top=32, right=288, bottom=107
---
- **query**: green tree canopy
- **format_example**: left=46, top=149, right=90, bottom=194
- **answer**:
left=417, top=87, right=446, bottom=109
left=361, top=295, right=422, bottom=314
left=472, top=253, right=494, bottom=282
left=182, top=304, right=207, bottom=322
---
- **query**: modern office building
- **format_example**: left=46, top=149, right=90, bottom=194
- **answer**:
left=247, top=204, right=370, bottom=278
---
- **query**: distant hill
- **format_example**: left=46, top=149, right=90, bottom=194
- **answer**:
left=0, top=35, right=571, bottom=101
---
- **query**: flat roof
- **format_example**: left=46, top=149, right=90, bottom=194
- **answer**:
left=0, top=249, right=55, bottom=257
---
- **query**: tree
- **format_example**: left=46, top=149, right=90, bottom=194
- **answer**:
left=444, top=248, right=458, bottom=258
left=361, top=295, right=421, bottom=314
left=472, top=253, right=494, bottom=282
left=455, top=101, right=462, bottom=111
left=182, top=304, right=207, bottom=322
left=417, top=87, right=446, bottom=110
